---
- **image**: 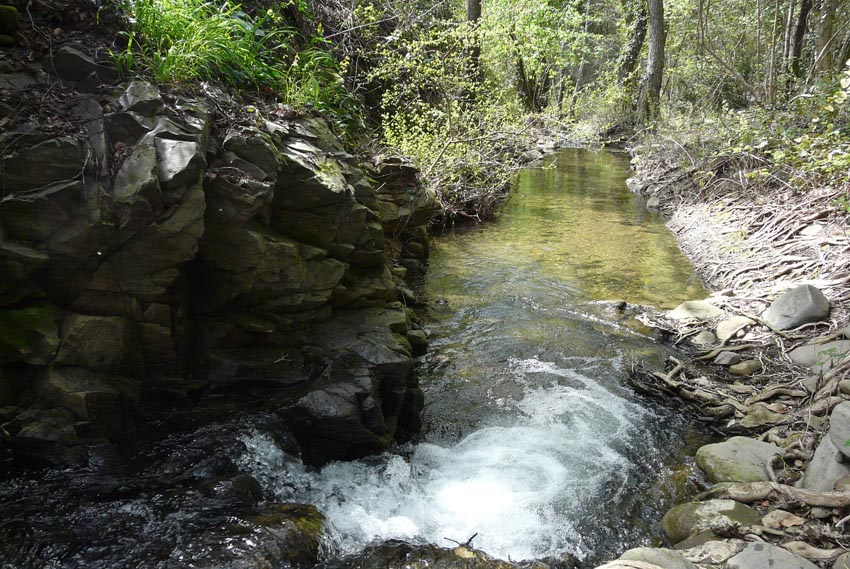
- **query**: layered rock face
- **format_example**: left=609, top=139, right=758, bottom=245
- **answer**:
left=0, top=68, right=435, bottom=465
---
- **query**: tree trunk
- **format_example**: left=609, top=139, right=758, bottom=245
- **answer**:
left=639, top=0, right=666, bottom=120
left=465, top=0, right=482, bottom=98
left=618, top=0, right=648, bottom=84
left=791, top=0, right=813, bottom=77
left=815, top=0, right=839, bottom=74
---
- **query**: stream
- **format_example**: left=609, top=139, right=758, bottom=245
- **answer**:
left=0, top=148, right=711, bottom=568
left=239, top=149, right=710, bottom=564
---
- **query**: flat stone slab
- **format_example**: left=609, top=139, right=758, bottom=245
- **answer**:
left=763, top=285, right=829, bottom=330
left=696, top=436, right=782, bottom=483
left=667, top=300, right=723, bottom=321
left=828, top=402, right=850, bottom=460
left=726, top=542, right=818, bottom=569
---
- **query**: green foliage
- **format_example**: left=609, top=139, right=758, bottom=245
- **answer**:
left=110, top=0, right=361, bottom=135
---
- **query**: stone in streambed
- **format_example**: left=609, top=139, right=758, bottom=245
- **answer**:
left=828, top=402, right=850, bottom=461
left=696, top=436, right=781, bottom=483
left=726, top=542, right=818, bottom=569
left=798, top=435, right=850, bottom=492
left=763, top=284, right=829, bottom=330
left=0, top=304, right=60, bottom=365
left=661, top=499, right=760, bottom=543
left=619, top=547, right=696, bottom=569
left=667, top=300, right=723, bottom=321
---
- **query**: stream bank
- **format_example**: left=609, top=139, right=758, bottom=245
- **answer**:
left=588, top=140, right=850, bottom=569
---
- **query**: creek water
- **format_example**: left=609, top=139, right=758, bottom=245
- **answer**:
left=0, top=148, right=710, bottom=568
left=239, top=148, right=710, bottom=565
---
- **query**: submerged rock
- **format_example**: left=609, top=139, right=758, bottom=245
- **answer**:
left=762, top=285, right=829, bottom=330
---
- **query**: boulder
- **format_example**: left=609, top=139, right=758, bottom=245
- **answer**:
left=716, top=316, right=754, bottom=341
left=788, top=340, right=850, bottom=375
left=666, top=300, right=723, bottom=321
left=0, top=242, right=48, bottom=298
left=337, top=541, right=523, bottom=569
left=0, top=304, right=60, bottom=365
left=695, top=436, right=782, bottom=483
left=55, top=314, right=144, bottom=376
left=619, top=547, right=696, bottom=569
left=726, top=542, right=818, bottom=569
left=828, top=402, right=850, bottom=461
left=763, top=285, right=829, bottom=330
left=661, top=499, right=760, bottom=543
left=798, top=435, right=850, bottom=491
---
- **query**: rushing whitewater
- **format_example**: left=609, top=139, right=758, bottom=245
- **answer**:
left=240, top=356, right=659, bottom=562
left=239, top=149, right=707, bottom=564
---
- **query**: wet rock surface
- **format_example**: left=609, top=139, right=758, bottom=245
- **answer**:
left=0, top=65, right=432, bottom=467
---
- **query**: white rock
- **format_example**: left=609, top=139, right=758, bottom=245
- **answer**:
left=716, top=316, right=754, bottom=341
left=828, top=402, right=850, bottom=460
left=619, top=547, right=696, bottom=569
left=788, top=340, right=850, bottom=375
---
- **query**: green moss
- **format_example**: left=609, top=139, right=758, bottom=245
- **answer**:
left=0, top=304, right=60, bottom=365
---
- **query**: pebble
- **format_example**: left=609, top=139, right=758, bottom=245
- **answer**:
left=693, top=330, right=716, bottom=345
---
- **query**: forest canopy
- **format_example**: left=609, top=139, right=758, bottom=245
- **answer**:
left=108, top=0, right=850, bottom=219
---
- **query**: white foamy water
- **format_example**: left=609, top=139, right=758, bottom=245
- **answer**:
left=238, top=356, right=658, bottom=563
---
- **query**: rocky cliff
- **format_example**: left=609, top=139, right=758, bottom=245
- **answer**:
left=0, top=50, right=436, bottom=466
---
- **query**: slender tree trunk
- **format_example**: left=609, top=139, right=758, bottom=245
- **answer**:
left=618, top=0, right=648, bottom=84
left=815, top=0, right=839, bottom=74
left=467, top=0, right=482, bottom=77
left=639, top=0, right=666, bottom=120
left=783, top=0, right=797, bottom=69
left=791, top=0, right=813, bottom=77
left=767, top=0, right=781, bottom=104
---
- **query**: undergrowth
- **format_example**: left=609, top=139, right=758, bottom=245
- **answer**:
left=109, top=0, right=362, bottom=136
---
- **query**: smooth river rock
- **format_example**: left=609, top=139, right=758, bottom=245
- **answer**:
left=763, top=285, right=829, bottom=330
left=661, top=499, right=760, bottom=543
left=834, top=552, right=850, bottom=569
left=726, top=542, right=818, bottom=569
left=729, top=360, right=762, bottom=376
left=695, top=436, right=782, bottom=483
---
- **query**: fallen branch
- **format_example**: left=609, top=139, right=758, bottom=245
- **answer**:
left=700, top=481, right=850, bottom=508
